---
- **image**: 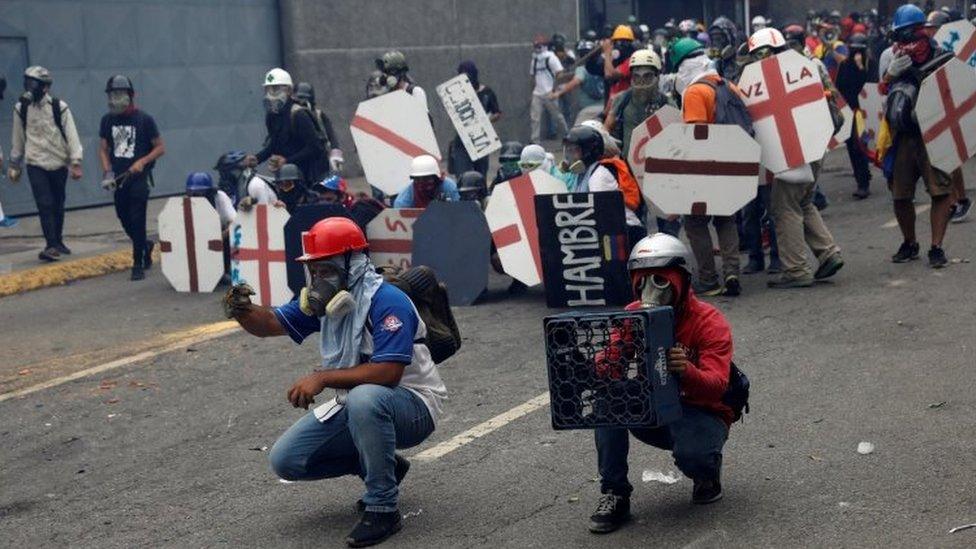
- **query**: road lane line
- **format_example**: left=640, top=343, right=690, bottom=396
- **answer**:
left=882, top=204, right=930, bottom=228
left=413, top=391, right=551, bottom=463
left=0, top=321, right=239, bottom=403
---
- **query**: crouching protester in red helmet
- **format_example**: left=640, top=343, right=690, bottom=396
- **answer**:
left=589, top=233, right=734, bottom=534
left=222, top=217, right=446, bottom=547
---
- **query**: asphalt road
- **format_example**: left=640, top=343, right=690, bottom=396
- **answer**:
left=2, top=152, right=976, bottom=548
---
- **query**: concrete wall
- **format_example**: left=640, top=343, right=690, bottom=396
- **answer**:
left=280, top=0, right=579, bottom=175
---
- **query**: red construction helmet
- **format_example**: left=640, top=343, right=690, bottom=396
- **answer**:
left=296, top=217, right=368, bottom=262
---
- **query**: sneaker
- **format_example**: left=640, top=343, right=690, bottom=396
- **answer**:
left=814, top=254, right=844, bottom=280
left=767, top=258, right=783, bottom=274
left=723, top=275, right=741, bottom=296
left=131, top=266, right=145, bottom=281
left=891, top=241, right=920, bottom=263
left=951, top=198, right=971, bottom=224
left=346, top=510, right=402, bottom=547
left=356, top=454, right=411, bottom=513
left=692, top=479, right=723, bottom=504
left=928, top=246, right=948, bottom=269
left=0, top=216, right=17, bottom=228
left=693, top=280, right=723, bottom=297
left=852, top=189, right=870, bottom=200
left=588, top=493, right=630, bottom=534
left=767, top=273, right=814, bottom=289
left=38, top=247, right=61, bottom=262
left=144, top=241, right=155, bottom=269
left=742, top=259, right=765, bottom=274
left=54, top=243, right=72, bottom=255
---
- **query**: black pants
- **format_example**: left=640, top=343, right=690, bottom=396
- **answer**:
left=845, top=122, right=871, bottom=192
left=26, top=165, right=68, bottom=248
left=113, top=173, right=151, bottom=266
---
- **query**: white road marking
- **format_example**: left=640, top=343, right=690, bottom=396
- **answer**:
left=413, top=392, right=551, bottom=463
left=882, top=204, right=930, bottom=228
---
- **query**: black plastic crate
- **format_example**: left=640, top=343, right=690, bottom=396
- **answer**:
left=544, top=308, right=682, bottom=429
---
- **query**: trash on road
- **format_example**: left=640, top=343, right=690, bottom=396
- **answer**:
left=278, top=479, right=294, bottom=484
left=949, top=523, right=976, bottom=534
left=249, top=446, right=269, bottom=452
left=857, top=442, right=875, bottom=455
left=567, top=495, right=580, bottom=503
left=642, top=469, right=681, bottom=484
left=402, top=509, right=423, bottom=519
left=928, top=401, right=947, bottom=409
left=17, top=368, right=31, bottom=376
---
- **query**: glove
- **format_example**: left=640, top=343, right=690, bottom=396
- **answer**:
left=238, top=196, right=255, bottom=212
left=329, top=149, right=344, bottom=173
left=7, top=167, right=21, bottom=183
left=886, top=54, right=912, bottom=79
left=101, top=171, right=117, bottom=191
left=223, top=283, right=256, bottom=319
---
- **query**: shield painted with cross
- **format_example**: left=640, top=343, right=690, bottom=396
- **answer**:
left=230, top=204, right=291, bottom=307
left=642, top=124, right=760, bottom=216
left=738, top=50, right=832, bottom=173
left=366, top=208, right=423, bottom=271
left=350, top=90, right=440, bottom=196
left=627, top=105, right=682, bottom=179
left=158, top=197, right=224, bottom=293
left=485, top=170, right=566, bottom=287
left=828, top=96, right=853, bottom=151
left=917, top=58, right=976, bottom=174
left=935, top=20, right=976, bottom=68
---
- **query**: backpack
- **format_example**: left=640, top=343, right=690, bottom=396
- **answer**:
left=291, top=103, right=330, bottom=151
left=722, top=362, right=750, bottom=422
left=597, top=156, right=643, bottom=212
left=695, top=78, right=755, bottom=137
left=18, top=96, right=67, bottom=143
left=377, top=265, right=462, bottom=364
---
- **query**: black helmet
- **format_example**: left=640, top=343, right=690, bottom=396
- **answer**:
left=105, top=74, right=134, bottom=95
left=457, top=170, right=487, bottom=200
left=584, top=29, right=598, bottom=41
left=563, top=126, right=604, bottom=165
left=550, top=32, right=568, bottom=50
left=499, top=141, right=524, bottom=162
left=847, top=33, right=869, bottom=50
left=294, top=82, right=315, bottom=104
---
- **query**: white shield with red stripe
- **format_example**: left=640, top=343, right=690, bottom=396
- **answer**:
left=350, top=90, right=440, bottom=196
left=857, top=82, right=885, bottom=159
left=738, top=50, right=832, bottom=173
left=627, top=105, right=681, bottom=178
left=917, top=58, right=976, bottom=174
left=158, top=197, right=224, bottom=293
left=935, top=20, right=976, bottom=67
left=828, top=96, right=853, bottom=151
left=366, top=208, right=423, bottom=270
left=642, top=124, right=760, bottom=216
left=230, top=204, right=291, bottom=307
left=485, top=171, right=565, bottom=286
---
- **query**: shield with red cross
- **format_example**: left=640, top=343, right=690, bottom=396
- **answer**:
left=627, top=105, right=682, bottom=179
left=857, top=83, right=885, bottom=161
left=642, top=124, right=760, bottom=216
left=917, top=58, right=976, bottom=174
left=350, top=90, right=440, bottom=196
left=366, top=208, right=423, bottom=271
left=230, top=204, right=290, bottom=307
left=158, top=197, right=224, bottom=293
left=935, top=20, right=976, bottom=68
left=828, top=96, right=853, bottom=152
left=485, top=171, right=566, bottom=287
left=738, top=50, right=832, bottom=174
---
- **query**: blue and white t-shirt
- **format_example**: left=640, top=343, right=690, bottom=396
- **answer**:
left=273, top=282, right=447, bottom=421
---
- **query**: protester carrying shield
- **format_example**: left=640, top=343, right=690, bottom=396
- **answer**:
left=293, top=82, right=344, bottom=175
left=447, top=61, right=502, bottom=179
left=376, top=50, right=428, bottom=111
left=393, top=155, right=460, bottom=209
left=186, top=171, right=235, bottom=285
left=270, top=163, right=310, bottom=214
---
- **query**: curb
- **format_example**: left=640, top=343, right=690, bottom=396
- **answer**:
left=0, top=248, right=160, bottom=298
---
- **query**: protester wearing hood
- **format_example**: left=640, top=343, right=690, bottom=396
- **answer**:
left=97, top=75, right=165, bottom=281
left=518, top=143, right=574, bottom=190
left=707, top=16, right=742, bottom=82
left=223, top=217, right=446, bottom=547
left=589, top=233, right=734, bottom=534
left=394, top=155, right=460, bottom=208
left=293, top=82, right=344, bottom=175
left=448, top=61, right=501, bottom=179
left=551, top=39, right=606, bottom=126
left=530, top=35, right=569, bottom=144
left=602, top=25, right=638, bottom=101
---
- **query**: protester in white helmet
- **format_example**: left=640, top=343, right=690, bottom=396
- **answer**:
left=751, top=15, right=769, bottom=33
left=393, top=155, right=460, bottom=208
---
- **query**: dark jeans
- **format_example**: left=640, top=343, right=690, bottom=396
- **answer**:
left=113, top=173, right=151, bottom=266
left=26, top=165, right=68, bottom=248
left=742, top=185, right=779, bottom=266
left=845, top=123, right=871, bottom=192
left=595, top=404, right=728, bottom=497
left=448, top=136, right=489, bottom=179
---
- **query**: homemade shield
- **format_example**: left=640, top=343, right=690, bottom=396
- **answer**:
left=411, top=201, right=491, bottom=306
left=642, top=124, right=760, bottom=216
left=485, top=171, right=566, bottom=287
left=283, top=204, right=351, bottom=295
left=158, top=197, right=224, bottom=293
left=828, top=97, right=853, bottom=151
left=350, top=90, right=441, bottom=196
left=366, top=208, right=424, bottom=271
left=436, top=74, right=501, bottom=161
left=230, top=204, right=290, bottom=307
left=627, top=104, right=682, bottom=179
left=857, top=82, right=885, bottom=161
left=934, top=20, right=976, bottom=67
left=738, top=49, right=832, bottom=173
left=917, top=57, right=976, bottom=174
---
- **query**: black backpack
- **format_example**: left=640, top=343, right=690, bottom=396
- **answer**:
left=696, top=79, right=755, bottom=137
left=377, top=265, right=462, bottom=364
left=18, top=96, right=67, bottom=143
left=291, top=103, right=330, bottom=151
left=723, top=362, right=750, bottom=422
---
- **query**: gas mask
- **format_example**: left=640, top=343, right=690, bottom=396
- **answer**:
left=638, top=274, right=675, bottom=307
left=708, top=34, right=732, bottom=60
left=299, top=258, right=355, bottom=318
left=263, top=86, right=290, bottom=114
left=630, top=68, right=660, bottom=101
left=24, top=78, right=45, bottom=103
left=562, top=144, right=586, bottom=174
left=108, top=90, right=131, bottom=114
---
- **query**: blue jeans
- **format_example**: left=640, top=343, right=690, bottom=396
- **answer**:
left=594, top=405, right=728, bottom=497
left=269, top=384, right=434, bottom=512
left=742, top=185, right=779, bottom=266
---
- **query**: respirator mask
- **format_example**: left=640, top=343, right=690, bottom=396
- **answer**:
left=263, top=85, right=289, bottom=114
left=108, top=90, right=131, bottom=114
left=562, top=144, right=586, bottom=174
left=24, top=78, right=45, bottom=103
left=638, top=273, right=675, bottom=307
left=299, top=258, right=355, bottom=318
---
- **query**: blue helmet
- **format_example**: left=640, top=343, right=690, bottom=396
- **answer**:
left=317, top=174, right=346, bottom=193
left=214, top=150, right=246, bottom=171
left=892, top=4, right=926, bottom=31
left=186, top=171, right=214, bottom=192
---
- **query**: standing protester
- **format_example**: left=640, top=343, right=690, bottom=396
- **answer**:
left=447, top=61, right=502, bottom=179
left=98, top=75, right=165, bottom=281
left=0, top=75, right=15, bottom=228
left=834, top=32, right=873, bottom=199
left=551, top=39, right=606, bottom=126
left=550, top=33, right=578, bottom=124
left=602, top=25, right=638, bottom=102
left=530, top=35, right=569, bottom=144
left=293, top=82, right=344, bottom=175
left=393, top=155, right=459, bottom=208
left=707, top=17, right=742, bottom=82
left=376, top=51, right=428, bottom=111
left=7, top=66, right=83, bottom=262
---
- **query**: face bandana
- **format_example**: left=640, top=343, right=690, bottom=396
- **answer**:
left=676, top=54, right=715, bottom=95
left=25, top=79, right=45, bottom=103
left=894, top=33, right=932, bottom=65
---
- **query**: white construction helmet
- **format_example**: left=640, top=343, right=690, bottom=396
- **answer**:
left=519, top=144, right=547, bottom=167
left=409, top=155, right=440, bottom=178
left=629, top=48, right=663, bottom=70
left=628, top=233, right=694, bottom=275
left=263, top=68, right=293, bottom=88
left=748, top=27, right=786, bottom=53
left=751, top=15, right=769, bottom=30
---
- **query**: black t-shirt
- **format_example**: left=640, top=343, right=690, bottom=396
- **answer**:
left=477, top=86, right=501, bottom=115
left=256, top=101, right=326, bottom=183
left=99, top=110, right=160, bottom=174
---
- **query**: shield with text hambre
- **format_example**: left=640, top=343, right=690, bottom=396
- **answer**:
left=917, top=57, right=976, bottom=174
left=738, top=49, right=832, bottom=173
left=436, top=74, right=501, bottom=161
left=158, top=196, right=224, bottom=293
left=350, top=90, right=440, bottom=196
left=230, top=204, right=291, bottom=307
left=642, top=124, right=760, bottom=216
left=485, top=170, right=566, bottom=287
left=367, top=208, right=423, bottom=271
left=627, top=105, right=682, bottom=179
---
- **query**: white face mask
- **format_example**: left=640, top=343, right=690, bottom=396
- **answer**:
left=675, top=54, right=711, bottom=94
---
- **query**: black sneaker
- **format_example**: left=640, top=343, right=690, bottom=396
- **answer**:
left=723, top=275, right=741, bottom=296
left=346, top=510, right=402, bottom=547
left=38, top=247, right=61, bottom=262
left=814, top=254, right=844, bottom=280
left=356, top=454, right=411, bottom=513
left=742, top=259, right=764, bottom=274
left=693, top=280, right=723, bottom=297
left=928, top=246, right=948, bottom=269
left=891, top=241, right=920, bottom=263
left=767, top=258, right=783, bottom=274
left=951, top=198, right=971, bottom=224
left=588, top=493, right=630, bottom=534
left=54, top=243, right=72, bottom=255
left=144, top=241, right=155, bottom=269
left=131, top=266, right=145, bottom=281
left=692, top=479, right=723, bottom=504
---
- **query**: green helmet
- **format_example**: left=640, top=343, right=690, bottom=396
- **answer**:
left=378, top=51, right=408, bottom=75
left=669, top=37, right=705, bottom=70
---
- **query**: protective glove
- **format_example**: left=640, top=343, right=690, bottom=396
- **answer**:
left=238, top=196, right=255, bottom=212
left=7, top=167, right=21, bottom=183
left=223, top=283, right=255, bottom=319
left=329, top=149, right=344, bottom=173
left=886, top=54, right=912, bottom=80
left=101, top=171, right=117, bottom=191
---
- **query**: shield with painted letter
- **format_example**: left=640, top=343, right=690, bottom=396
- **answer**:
left=230, top=204, right=291, bottom=307
left=158, top=196, right=224, bottom=293
left=738, top=49, right=832, bottom=173
left=627, top=105, right=682, bottom=179
left=284, top=204, right=351, bottom=295
left=916, top=57, right=976, bottom=174
left=366, top=208, right=424, bottom=271
left=412, top=201, right=491, bottom=306
left=350, top=90, right=440, bottom=196
left=935, top=20, right=976, bottom=68
left=642, top=124, right=760, bottom=216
